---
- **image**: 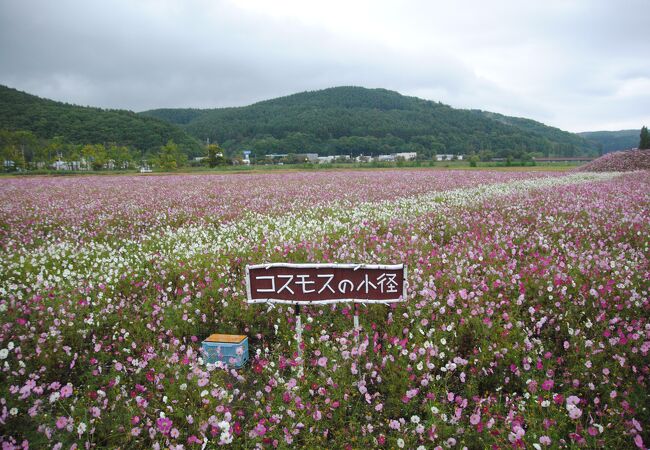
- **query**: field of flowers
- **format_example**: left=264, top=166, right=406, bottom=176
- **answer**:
left=1, top=169, right=649, bottom=449
left=576, top=149, right=650, bottom=173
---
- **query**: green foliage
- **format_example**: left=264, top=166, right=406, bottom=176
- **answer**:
left=578, top=129, right=640, bottom=153
left=0, top=84, right=202, bottom=157
left=0, top=129, right=39, bottom=166
left=476, top=110, right=597, bottom=157
left=206, top=143, right=225, bottom=167
left=107, top=143, right=135, bottom=169
left=143, top=86, right=598, bottom=159
left=0, top=129, right=139, bottom=170
left=478, top=149, right=494, bottom=162
left=639, top=126, right=650, bottom=150
left=157, top=140, right=186, bottom=171
left=1, top=144, right=24, bottom=170
left=81, top=144, right=107, bottom=170
left=468, top=154, right=479, bottom=167
left=519, top=152, right=533, bottom=163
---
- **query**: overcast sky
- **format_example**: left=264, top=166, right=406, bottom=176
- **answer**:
left=1, top=0, right=648, bottom=132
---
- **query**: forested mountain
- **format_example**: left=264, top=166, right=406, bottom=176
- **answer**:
left=578, top=129, right=640, bottom=153
left=142, top=86, right=599, bottom=159
left=0, top=85, right=202, bottom=156
left=474, top=110, right=594, bottom=156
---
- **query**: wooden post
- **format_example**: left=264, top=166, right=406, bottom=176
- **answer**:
left=295, top=304, right=303, bottom=360
left=353, top=303, right=360, bottom=346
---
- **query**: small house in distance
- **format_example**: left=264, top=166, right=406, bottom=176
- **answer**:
left=436, top=154, right=463, bottom=161
left=266, top=153, right=288, bottom=161
left=394, top=152, right=417, bottom=161
left=53, top=160, right=82, bottom=170
left=317, top=155, right=351, bottom=164
left=377, top=154, right=395, bottom=162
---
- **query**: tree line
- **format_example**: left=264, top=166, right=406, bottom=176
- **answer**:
left=0, top=129, right=191, bottom=171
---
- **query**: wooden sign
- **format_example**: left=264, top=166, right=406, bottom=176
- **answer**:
left=245, top=263, right=407, bottom=305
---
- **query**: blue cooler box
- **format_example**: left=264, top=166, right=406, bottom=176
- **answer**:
left=201, top=334, right=249, bottom=368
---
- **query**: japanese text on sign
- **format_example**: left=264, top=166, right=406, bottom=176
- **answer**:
left=245, top=263, right=407, bottom=304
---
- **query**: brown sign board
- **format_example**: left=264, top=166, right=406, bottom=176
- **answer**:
left=245, top=263, right=407, bottom=305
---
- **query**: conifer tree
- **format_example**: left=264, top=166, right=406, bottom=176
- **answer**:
left=639, top=126, right=649, bottom=149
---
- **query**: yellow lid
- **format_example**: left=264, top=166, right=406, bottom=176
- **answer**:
left=204, top=334, right=246, bottom=343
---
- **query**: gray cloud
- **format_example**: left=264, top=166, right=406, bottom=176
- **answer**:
left=0, top=0, right=648, bottom=131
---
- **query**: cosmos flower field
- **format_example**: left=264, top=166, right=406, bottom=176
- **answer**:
left=1, top=169, right=649, bottom=449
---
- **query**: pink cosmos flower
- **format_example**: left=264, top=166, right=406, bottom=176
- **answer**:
left=55, top=417, right=68, bottom=429
left=568, top=406, right=582, bottom=419
left=60, top=384, right=73, bottom=398
left=156, top=417, right=173, bottom=435
left=566, top=395, right=580, bottom=406
left=187, top=436, right=202, bottom=445
left=254, top=423, right=267, bottom=436
left=541, top=379, right=554, bottom=391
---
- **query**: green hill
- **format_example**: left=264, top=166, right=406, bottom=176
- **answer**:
left=0, top=85, right=203, bottom=156
left=473, top=110, right=594, bottom=156
left=142, top=86, right=598, bottom=159
left=578, top=129, right=640, bottom=153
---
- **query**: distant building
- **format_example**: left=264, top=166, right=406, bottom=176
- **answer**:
left=394, top=152, right=417, bottom=161
left=242, top=150, right=251, bottom=165
left=319, top=155, right=352, bottom=164
left=52, top=159, right=94, bottom=170
left=298, top=153, right=319, bottom=163
left=436, top=154, right=463, bottom=161
left=53, top=160, right=69, bottom=170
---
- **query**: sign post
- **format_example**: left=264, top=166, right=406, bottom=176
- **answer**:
left=295, top=304, right=302, bottom=359
left=246, top=263, right=407, bottom=366
left=353, top=303, right=360, bottom=346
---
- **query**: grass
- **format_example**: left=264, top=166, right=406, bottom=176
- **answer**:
left=0, top=161, right=581, bottom=177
